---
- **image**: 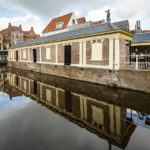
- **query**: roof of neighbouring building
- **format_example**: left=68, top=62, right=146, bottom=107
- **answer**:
left=43, top=12, right=73, bottom=33
left=0, top=26, right=22, bottom=33
left=90, top=20, right=105, bottom=26
left=77, top=17, right=86, bottom=24
left=132, top=33, right=150, bottom=42
left=113, top=20, right=129, bottom=31
left=11, top=22, right=133, bottom=49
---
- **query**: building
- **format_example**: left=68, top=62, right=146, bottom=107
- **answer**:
left=0, top=23, right=40, bottom=51
left=131, top=32, right=150, bottom=54
left=130, top=20, right=150, bottom=35
left=0, top=23, right=23, bottom=50
left=42, top=12, right=92, bottom=37
left=10, top=11, right=150, bottom=92
left=0, top=33, right=3, bottom=51
left=23, top=27, right=40, bottom=41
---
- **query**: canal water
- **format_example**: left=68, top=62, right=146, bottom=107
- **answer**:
left=0, top=67, right=150, bottom=150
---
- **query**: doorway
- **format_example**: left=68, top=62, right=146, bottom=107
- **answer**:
left=33, top=49, right=37, bottom=63
left=16, top=51, right=18, bottom=62
left=64, top=45, right=71, bottom=65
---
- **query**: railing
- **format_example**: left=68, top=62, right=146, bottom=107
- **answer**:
left=121, top=54, right=150, bottom=70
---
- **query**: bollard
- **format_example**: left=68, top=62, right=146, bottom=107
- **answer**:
left=136, top=55, right=138, bottom=70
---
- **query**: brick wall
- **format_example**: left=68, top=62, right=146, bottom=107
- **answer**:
left=8, top=61, right=150, bottom=93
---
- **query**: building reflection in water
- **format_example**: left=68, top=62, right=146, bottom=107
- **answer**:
left=3, top=68, right=150, bottom=149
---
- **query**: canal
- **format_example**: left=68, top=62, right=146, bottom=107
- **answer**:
left=0, top=67, right=150, bottom=150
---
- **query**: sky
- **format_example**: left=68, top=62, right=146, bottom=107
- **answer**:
left=0, top=0, right=149, bottom=35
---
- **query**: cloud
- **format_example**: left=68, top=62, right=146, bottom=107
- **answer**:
left=0, top=0, right=149, bottom=34
left=0, top=15, right=45, bottom=35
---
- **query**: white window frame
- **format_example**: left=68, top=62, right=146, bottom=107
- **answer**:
left=91, top=43, right=103, bottom=61
left=46, top=47, right=51, bottom=59
left=56, top=22, right=64, bottom=29
left=23, top=50, right=26, bottom=59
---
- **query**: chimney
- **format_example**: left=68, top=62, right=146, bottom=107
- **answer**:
left=31, top=27, right=33, bottom=31
left=136, top=20, right=141, bottom=29
left=8, top=22, right=11, bottom=28
left=105, top=9, right=111, bottom=23
left=19, top=25, right=22, bottom=30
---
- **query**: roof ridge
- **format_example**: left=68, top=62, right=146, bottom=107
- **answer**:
left=52, top=12, right=73, bottom=20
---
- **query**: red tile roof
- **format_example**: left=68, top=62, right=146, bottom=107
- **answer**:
left=77, top=17, right=86, bottom=24
left=143, top=30, right=150, bottom=33
left=24, top=34, right=40, bottom=41
left=90, top=20, right=105, bottom=26
left=43, top=12, right=73, bottom=33
left=1, top=26, right=21, bottom=33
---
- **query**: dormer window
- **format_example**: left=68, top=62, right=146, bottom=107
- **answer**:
left=56, top=22, right=63, bottom=29
left=72, top=19, right=75, bottom=25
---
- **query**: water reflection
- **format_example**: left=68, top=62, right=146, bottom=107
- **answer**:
left=1, top=67, right=150, bottom=149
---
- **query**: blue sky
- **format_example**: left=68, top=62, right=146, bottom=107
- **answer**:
left=0, top=5, right=24, bottom=18
left=0, top=0, right=149, bottom=34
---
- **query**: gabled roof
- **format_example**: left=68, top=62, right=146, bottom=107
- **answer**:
left=77, top=17, right=86, bottom=24
left=43, top=12, right=73, bottom=33
left=11, top=23, right=129, bottom=49
left=113, top=20, right=129, bottom=31
left=1, top=26, right=22, bottom=33
left=132, top=33, right=150, bottom=42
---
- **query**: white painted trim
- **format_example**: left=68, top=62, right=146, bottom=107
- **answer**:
left=83, top=41, right=86, bottom=65
left=56, top=44, right=58, bottom=63
left=39, top=47, right=42, bottom=63
left=115, top=37, right=120, bottom=70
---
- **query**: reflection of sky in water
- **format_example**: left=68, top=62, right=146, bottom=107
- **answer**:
left=0, top=92, right=31, bottom=121
left=126, top=108, right=150, bottom=129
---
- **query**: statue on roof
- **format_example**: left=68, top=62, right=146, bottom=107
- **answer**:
left=105, top=9, right=111, bottom=23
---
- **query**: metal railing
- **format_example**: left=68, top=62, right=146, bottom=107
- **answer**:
left=121, top=54, right=150, bottom=70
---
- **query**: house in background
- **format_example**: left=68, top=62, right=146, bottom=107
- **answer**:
left=131, top=21, right=150, bottom=56
left=42, top=12, right=93, bottom=37
left=0, top=23, right=40, bottom=51
left=130, top=20, right=150, bottom=35
left=0, top=33, right=3, bottom=51
left=23, top=27, right=40, bottom=41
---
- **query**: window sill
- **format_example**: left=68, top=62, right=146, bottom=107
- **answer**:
left=90, top=59, right=102, bottom=61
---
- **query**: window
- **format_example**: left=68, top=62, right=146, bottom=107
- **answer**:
left=23, top=50, right=26, bottom=59
left=56, top=22, right=63, bottom=29
left=91, top=43, right=102, bottom=61
left=46, top=48, right=51, bottom=59
left=46, top=89, right=51, bottom=102
left=12, top=34, right=14, bottom=39
left=16, top=34, right=18, bottom=39
left=72, top=19, right=75, bottom=25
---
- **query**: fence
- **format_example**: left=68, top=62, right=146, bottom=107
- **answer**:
left=121, top=55, right=150, bottom=70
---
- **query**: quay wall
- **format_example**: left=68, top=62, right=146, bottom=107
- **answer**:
left=8, top=61, right=150, bottom=93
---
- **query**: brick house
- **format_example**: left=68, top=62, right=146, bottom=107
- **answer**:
left=42, top=12, right=91, bottom=37
left=23, top=27, right=40, bottom=41
left=0, top=23, right=40, bottom=51
left=8, top=11, right=134, bottom=86
left=0, top=33, right=3, bottom=51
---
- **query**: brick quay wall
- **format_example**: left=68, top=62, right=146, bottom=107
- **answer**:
left=8, top=61, right=150, bottom=93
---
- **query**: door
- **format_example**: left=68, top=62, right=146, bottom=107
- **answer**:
left=64, top=45, right=71, bottom=65
left=33, top=49, right=37, bottom=63
left=16, top=51, right=18, bottom=62
left=33, top=80, right=37, bottom=95
left=65, top=91, right=72, bottom=112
